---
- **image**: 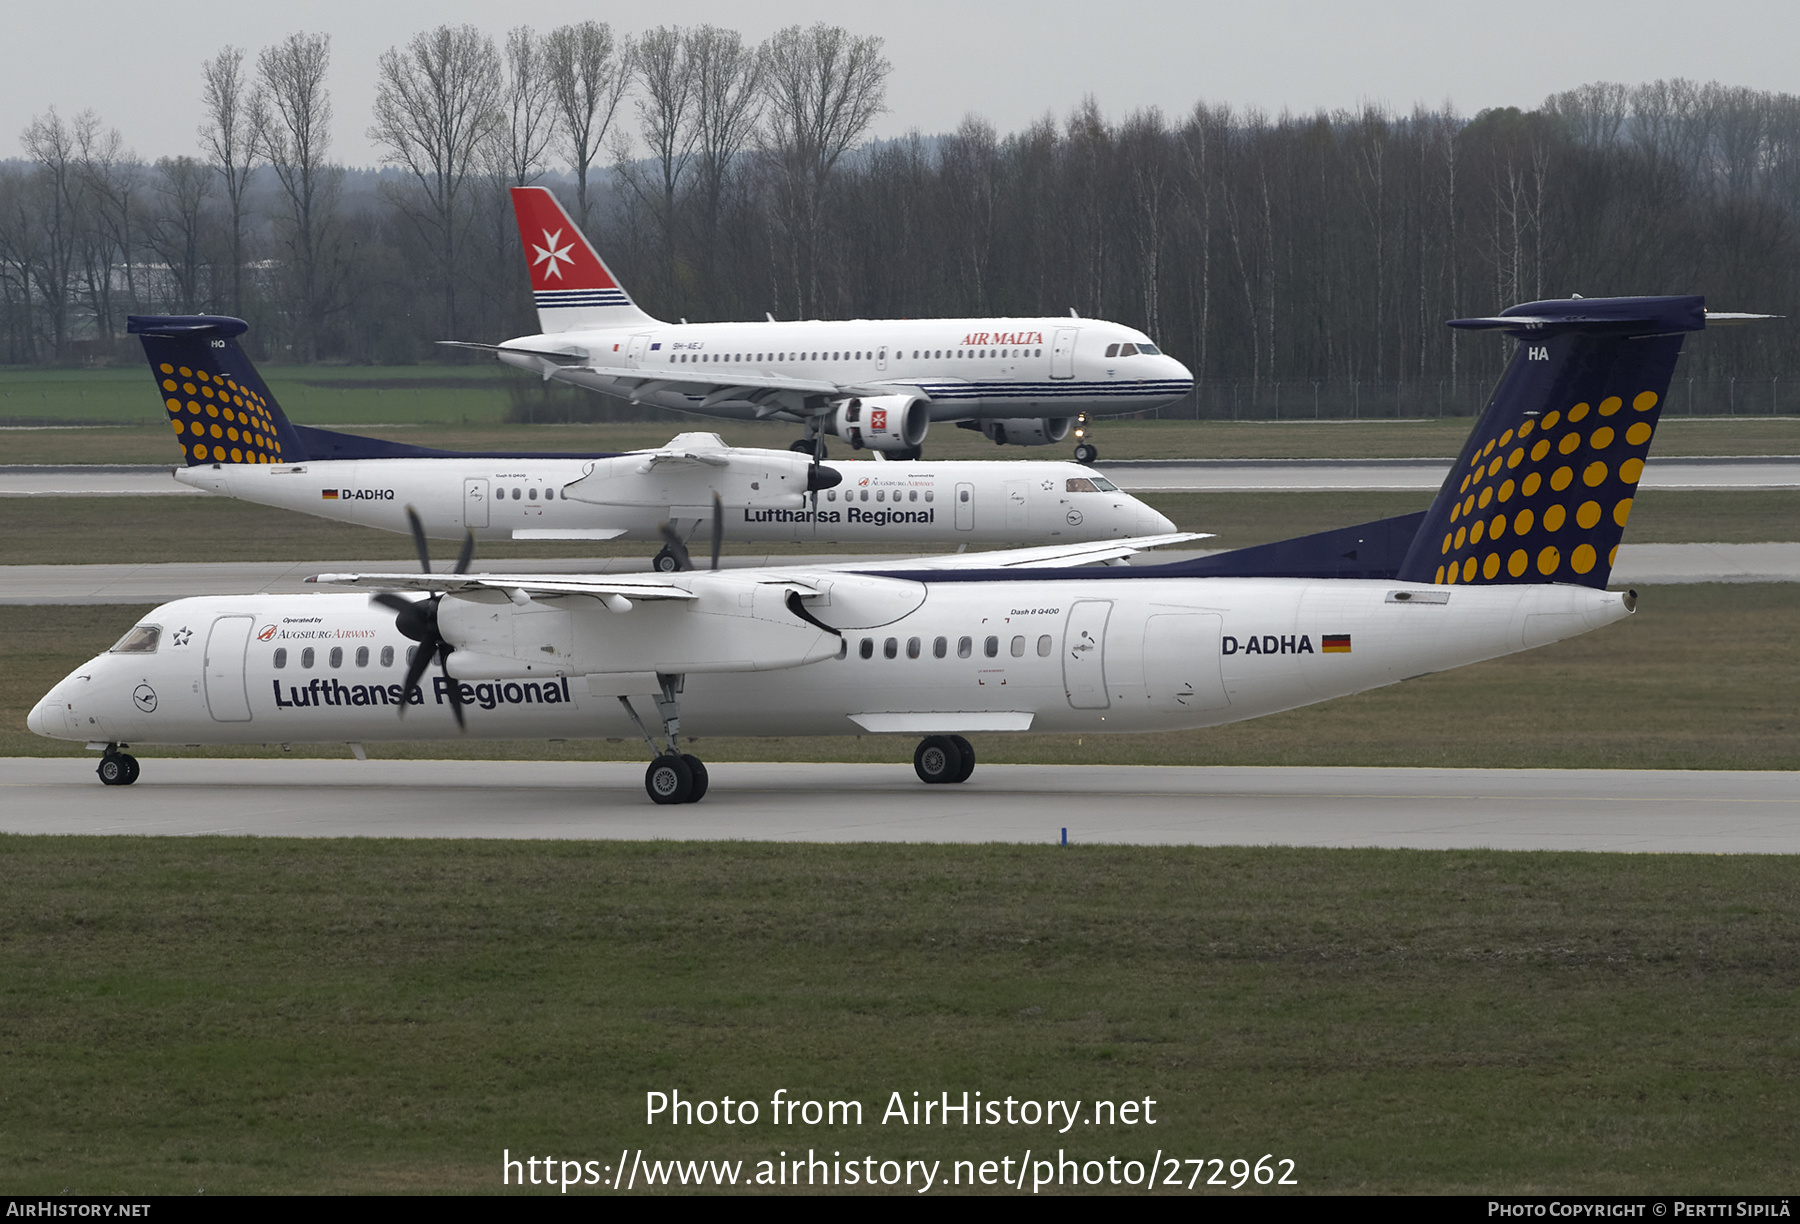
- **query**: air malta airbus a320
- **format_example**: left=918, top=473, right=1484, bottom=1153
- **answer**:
left=443, top=187, right=1193, bottom=463
left=39, top=296, right=1752, bottom=804
left=132, top=316, right=1180, bottom=571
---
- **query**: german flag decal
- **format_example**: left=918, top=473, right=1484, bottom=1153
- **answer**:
left=1322, top=634, right=1352, bottom=653
left=321, top=489, right=339, bottom=499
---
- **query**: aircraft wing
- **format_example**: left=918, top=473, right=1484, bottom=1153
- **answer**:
left=305, top=573, right=701, bottom=601
left=846, top=532, right=1212, bottom=570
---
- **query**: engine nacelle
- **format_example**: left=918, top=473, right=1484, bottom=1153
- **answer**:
left=977, top=417, right=1074, bottom=447
left=831, top=395, right=929, bottom=451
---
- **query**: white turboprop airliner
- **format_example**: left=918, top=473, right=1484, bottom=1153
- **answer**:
left=444, top=187, right=1194, bottom=463
left=41, top=296, right=1731, bottom=806
left=133, top=317, right=1178, bottom=570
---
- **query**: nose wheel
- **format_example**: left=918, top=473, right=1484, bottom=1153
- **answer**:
left=914, top=735, right=976, bottom=784
left=97, top=749, right=140, bottom=786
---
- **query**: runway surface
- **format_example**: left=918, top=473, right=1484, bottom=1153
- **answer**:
left=4, top=758, right=1793, bottom=851
left=5, top=455, right=1799, bottom=496
left=4, top=541, right=1796, bottom=604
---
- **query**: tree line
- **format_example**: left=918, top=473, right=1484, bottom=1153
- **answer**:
left=1, top=27, right=1795, bottom=415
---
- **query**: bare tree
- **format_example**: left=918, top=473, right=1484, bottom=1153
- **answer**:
left=615, top=25, right=697, bottom=300
left=199, top=45, right=266, bottom=316
left=258, top=31, right=341, bottom=359
left=147, top=156, right=213, bottom=313
left=545, top=21, right=632, bottom=228
left=370, top=23, right=503, bottom=337
left=21, top=108, right=82, bottom=356
left=492, top=26, right=558, bottom=186
left=759, top=23, right=890, bottom=315
left=688, top=25, right=763, bottom=314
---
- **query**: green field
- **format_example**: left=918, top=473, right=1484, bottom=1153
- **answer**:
left=2, top=837, right=1796, bottom=1194
left=7, top=583, right=1796, bottom=769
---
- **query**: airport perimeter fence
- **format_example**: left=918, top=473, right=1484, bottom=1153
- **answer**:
left=1148, top=375, right=1795, bottom=422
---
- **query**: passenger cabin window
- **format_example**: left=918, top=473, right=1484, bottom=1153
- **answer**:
left=859, top=638, right=874, bottom=660
left=355, top=646, right=370, bottom=667
left=273, top=648, right=288, bottom=669
left=959, top=489, right=970, bottom=503
left=380, top=646, right=394, bottom=667
left=529, top=488, right=538, bottom=500
left=302, top=648, right=316, bottom=668
left=958, top=636, right=972, bottom=659
left=906, top=637, right=921, bottom=659
left=933, top=636, right=947, bottom=658
left=329, top=647, right=343, bottom=668
left=984, top=635, right=999, bottom=658
left=109, top=625, right=161, bottom=654
left=1011, top=635, right=1026, bottom=657
left=406, top=646, right=418, bottom=667
left=884, top=637, right=898, bottom=659
left=1037, top=634, right=1053, bottom=656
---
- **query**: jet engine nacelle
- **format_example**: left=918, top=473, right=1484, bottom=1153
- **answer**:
left=979, top=417, right=1075, bottom=447
left=831, top=395, right=929, bottom=451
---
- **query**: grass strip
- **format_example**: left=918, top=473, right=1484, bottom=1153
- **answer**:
left=0, top=837, right=1795, bottom=1194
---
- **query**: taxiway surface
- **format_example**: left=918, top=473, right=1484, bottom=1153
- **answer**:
left=3, top=758, right=1793, bottom=852
left=4, top=455, right=1799, bottom=497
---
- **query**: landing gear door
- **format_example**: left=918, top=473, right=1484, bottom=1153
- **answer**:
left=204, top=615, right=255, bottom=722
left=464, top=478, right=489, bottom=528
left=1063, top=600, right=1113, bottom=709
left=1051, top=328, right=1078, bottom=380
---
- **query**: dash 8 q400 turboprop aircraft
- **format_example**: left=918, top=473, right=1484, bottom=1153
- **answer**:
left=132, top=315, right=1178, bottom=569
left=441, top=186, right=1194, bottom=463
left=36, top=296, right=1745, bottom=804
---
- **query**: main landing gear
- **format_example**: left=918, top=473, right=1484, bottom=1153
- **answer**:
left=789, top=437, right=827, bottom=461
left=619, top=675, right=709, bottom=804
left=1073, top=441, right=1099, bottom=465
left=651, top=547, right=682, bottom=573
left=97, top=745, right=140, bottom=786
left=914, top=735, right=976, bottom=785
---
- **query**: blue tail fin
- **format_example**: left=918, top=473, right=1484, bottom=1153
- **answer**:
left=1394, top=295, right=1704, bottom=588
left=129, top=315, right=309, bottom=464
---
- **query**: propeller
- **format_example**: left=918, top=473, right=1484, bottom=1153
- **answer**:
left=373, top=506, right=473, bottom=730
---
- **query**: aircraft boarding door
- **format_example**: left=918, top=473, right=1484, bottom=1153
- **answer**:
left=1051, top=328, right=1079, bottom=379
left=1063, top=601, right=1113, bottom=709
left=1142, top=613, right=1230, bottom=712
left=954, top=482, right=975, bottom=531
left=203, top=615, right=255, bottom=723
left=627, top=333, right=652, bottom=365
left=1005, top=480, right=1029, bottom=533
left=464, top=478, right=489, bottom=528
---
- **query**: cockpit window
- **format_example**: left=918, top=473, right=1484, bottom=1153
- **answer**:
left=1137, top=343, right=1160, bottom=355
left=110, top=625, right=160, bottom=654
left=1118, top=342, right=1139, bottom=357
left=1105, top=343, right=1119, bottom=358
left=1066, top=477, right=1099, bottom=493
left=1089, top=475, right=1119, bottom=492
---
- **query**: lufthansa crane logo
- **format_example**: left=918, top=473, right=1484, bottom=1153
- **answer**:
left=133, top=684, right=158, bottom=713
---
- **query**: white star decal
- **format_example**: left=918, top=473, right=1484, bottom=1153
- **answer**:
left=532, top=228, right=575, bottom=280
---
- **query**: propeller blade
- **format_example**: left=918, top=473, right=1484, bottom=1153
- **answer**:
left=395, top=636, right=436, bottom=719
left=453, top=530, right=476, bottom=575
left=710, top=492, right=722, bottom=571
left=657, top=521, right=693, bottom=571
left=405, top=505, right=433, bottom=574
left=439, top=653, right=467, bottom=732
left=372, top=592, right=414, bottom=615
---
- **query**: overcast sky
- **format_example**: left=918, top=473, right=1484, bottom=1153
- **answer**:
left=6, top=0, right=1797, bottom=167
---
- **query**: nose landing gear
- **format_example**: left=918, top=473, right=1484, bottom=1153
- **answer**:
left=913, top=735, right=976, bottom=784
left=97, top=746, right=140, bottom=786
left=621, top=675, right=709, bottom=804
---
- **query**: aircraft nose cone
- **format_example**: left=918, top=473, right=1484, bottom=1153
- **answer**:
left=1140, top=503, right=1177, bottom=535
left=27, top=695, right=55, bottom=738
